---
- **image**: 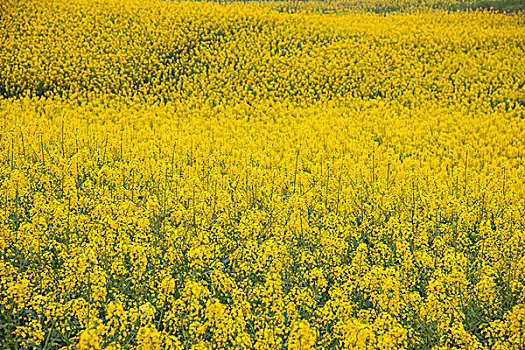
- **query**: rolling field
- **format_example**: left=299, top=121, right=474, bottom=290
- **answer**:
left=0, top=0, right=524, bottom=349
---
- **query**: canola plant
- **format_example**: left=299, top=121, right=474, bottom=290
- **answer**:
left=0, top=0, right=524, bottom=349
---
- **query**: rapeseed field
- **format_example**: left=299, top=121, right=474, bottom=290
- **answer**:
left=0, top=0, right=524, bottom=349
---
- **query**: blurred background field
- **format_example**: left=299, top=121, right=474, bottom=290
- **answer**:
left=0, top=0, right=524, bottom=349
left=275, top=0, right=525, bottom=14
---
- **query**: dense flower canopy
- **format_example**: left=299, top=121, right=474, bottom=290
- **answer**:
left=0, top=0, right=524, bottom=349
